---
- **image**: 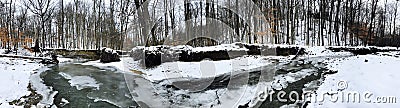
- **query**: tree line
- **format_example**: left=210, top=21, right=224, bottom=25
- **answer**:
left=0, top=0, right=399, bottom=51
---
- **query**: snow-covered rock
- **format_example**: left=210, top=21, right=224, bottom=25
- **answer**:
left=130, top=43, right=306, bottom=67
left=100, top=47, right=120, bottom=63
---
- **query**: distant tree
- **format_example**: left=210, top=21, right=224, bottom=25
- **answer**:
left=364, top=0, right=378, bottom=46
left=23, top=0, right=54, bottom=48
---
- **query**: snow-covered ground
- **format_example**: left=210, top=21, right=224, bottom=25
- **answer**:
left=0, top=57, right=39, bottom=107
left=0, top=48, right=73, bottom=107
left=307, top=51, right=400, bottom=108
left=135, top=55, right=282, bottom=81
left=0, top=57, right=51, bottom=107
left=81, top=59, right=126, bottom=72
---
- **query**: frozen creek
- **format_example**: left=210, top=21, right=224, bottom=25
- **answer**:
left=50, top=45, right=356, bottom=107
left=37, top=55, right=344, bottom=108
left=40, top=64, right=138, bottom=108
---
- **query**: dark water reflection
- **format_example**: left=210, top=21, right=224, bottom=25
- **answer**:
left=40, top=64, right=138, bottom=108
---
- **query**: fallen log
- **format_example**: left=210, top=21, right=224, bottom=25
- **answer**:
left=0, top=54, right=51, bottom=60
left=327, top=46, right=400, bottom=55
left=0, top=54, right=58, bottom=64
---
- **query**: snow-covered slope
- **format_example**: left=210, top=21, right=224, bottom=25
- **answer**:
left=308, top=52, right=400, bottom=108
left=0, top=58, right=45, bottom=107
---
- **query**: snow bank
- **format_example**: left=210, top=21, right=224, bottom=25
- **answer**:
left=0, top=58, right=36, bottom=107
left=308, top=54, right=400, bottom=108
left=0, top=57, right=55, bottom=107
left=138, top=55, right=280, bottom=81
left=0, top=48, right=71, bottom=107
left=30, top=69, right=58, bottom=107
left=133, top=43, right=249, bottom=53
left=16, top=48, right=34, bottom=56
left=304, top=46, right=353, bottom=57
left=58, top=57, right=74, bottom=63
left=131, top=43, right=306, bottom=55
left=0, top=49, right=6, bottom=54
left=82, top=56, right=281, bottom=82
left=81, top=59, right=127, bottom=72
left=102, top=47, right=117, bottom=54
left=191, top=43, right=249, bottom=52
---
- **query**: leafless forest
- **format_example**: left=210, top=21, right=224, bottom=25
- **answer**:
left=0, top=0, right=399, bottom=51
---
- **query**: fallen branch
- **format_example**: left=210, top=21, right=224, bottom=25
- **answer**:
left=0, top=54, right=51, bottom=60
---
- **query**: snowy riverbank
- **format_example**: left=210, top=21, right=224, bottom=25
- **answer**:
left=0, top=57, right=52, bottom=107
left=0, top=49, right=74, bottom=107
left=0, top=57, right=40, bottom=107
left=307, top=51, right=400, bottom=108
left=3, top=45, right=398, bottom=107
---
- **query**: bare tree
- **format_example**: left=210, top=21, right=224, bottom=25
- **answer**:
left=23, top=0, right=54, bottom=48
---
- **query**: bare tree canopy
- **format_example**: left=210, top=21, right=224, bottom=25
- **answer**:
left=0, top=0, right=399, bottom=50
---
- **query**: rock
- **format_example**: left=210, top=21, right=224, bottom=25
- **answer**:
left=100, top=47, right=120, bottom=63
left=129, top=46, right=145, bottom=61
left=40, top=59, right=58, bottom=64
left=130, top=43, right=306, bottom=67
left=40, top=54, right=59, bottom=64
left=323, top=70, right=338, bottom=75
left=51, top=54, right=59, bottom=64
left=364, top=59, right=368, bottom=62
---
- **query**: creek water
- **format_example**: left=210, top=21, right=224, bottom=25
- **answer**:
left=40, top=64, right=138, bottom=108
left=38, top=57, right=330, bottom=108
